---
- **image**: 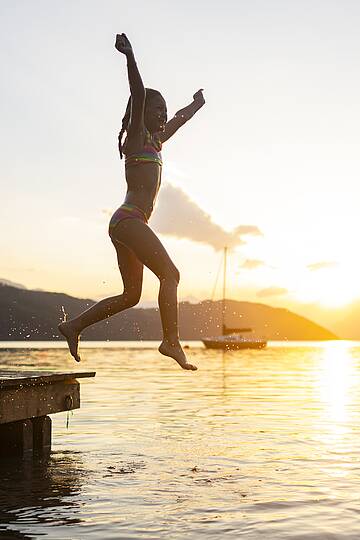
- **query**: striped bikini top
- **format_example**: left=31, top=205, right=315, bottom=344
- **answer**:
left=125, top=129, right=162, bottom=168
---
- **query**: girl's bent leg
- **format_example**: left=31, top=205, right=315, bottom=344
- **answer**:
left=59, top=242, right=143, bottom=362
left=112, top=219, right=197, bottom=371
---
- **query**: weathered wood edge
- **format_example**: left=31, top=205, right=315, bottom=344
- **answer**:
left=0, top=371, right=96, bottom=389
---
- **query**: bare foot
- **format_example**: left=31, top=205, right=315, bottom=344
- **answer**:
left=158, top=340, right=197, bottom=371
left=58, top=321, right=81, bottom=362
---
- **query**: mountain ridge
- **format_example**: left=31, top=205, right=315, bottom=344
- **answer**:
left=0, top=284, right=338, bottom=341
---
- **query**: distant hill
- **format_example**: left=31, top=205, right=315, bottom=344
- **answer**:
left=0, top=284, right=337, bottom=341
left=0, top=278, right=26, bottom=290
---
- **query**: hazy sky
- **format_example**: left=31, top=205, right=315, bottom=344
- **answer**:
left=2, top=0, right=360, bottom=320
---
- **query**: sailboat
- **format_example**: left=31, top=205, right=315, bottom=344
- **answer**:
left=202, top=247, right=267, bottom=350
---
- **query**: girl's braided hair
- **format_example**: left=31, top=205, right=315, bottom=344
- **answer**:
left=118, top=88, right=164, bottom=159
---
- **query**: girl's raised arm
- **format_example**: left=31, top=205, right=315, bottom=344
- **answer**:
left=115, top=33, right=145, bottom=135
left=160, top=89, right=205, bottom=143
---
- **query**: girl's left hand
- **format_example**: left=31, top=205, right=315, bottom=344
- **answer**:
left=193, top=89, right=205, bottom=106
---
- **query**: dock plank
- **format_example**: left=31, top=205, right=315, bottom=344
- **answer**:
left=0, top=380, right=81, bottom=424
left=0, top=370, right=95, bottom=456
left=0, top=371, right=96, bottom=389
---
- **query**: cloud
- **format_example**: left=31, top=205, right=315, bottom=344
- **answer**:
left=240, top=259, right=266, bottom=270
left=151, top=183, right=262, bottom=250
left=307, top=261, right=338, bottom=271
left=256, top=287, right=288, bottom=298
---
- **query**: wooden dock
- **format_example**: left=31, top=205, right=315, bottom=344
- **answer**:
left=0, top=371, right=95, bottom=458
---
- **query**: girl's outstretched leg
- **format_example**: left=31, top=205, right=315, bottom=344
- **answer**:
left=59, top=242, right=143, bottom=362
left=112, top=219, right=197, bottom=371
left=156, top=271, right=192, bottom=368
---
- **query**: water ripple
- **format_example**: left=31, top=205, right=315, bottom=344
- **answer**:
left=0, top=341, right=360, bottom=538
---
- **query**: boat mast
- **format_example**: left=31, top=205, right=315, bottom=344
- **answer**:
left=222, top=246, right=227, bottom=334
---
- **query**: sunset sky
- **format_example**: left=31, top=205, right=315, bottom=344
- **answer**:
left=1, top=0, right=360, bottom=324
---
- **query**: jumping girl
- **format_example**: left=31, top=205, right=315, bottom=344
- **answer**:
left=59, top=33, right=205, bottom=370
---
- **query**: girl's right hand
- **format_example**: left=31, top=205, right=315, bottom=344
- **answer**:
left=115, top=33, right=133, bottom=56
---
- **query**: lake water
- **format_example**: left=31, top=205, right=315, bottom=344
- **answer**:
left=1, top=341, right=360, bottom=539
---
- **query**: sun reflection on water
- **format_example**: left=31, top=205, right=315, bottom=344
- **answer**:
left=315, top=341, right=356, bottom=453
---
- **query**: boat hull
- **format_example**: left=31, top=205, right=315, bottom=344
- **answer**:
left=202, top=339, right=267, bottom=350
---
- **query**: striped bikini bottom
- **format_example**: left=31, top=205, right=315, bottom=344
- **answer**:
left=108, top=203, right=148, bottom=238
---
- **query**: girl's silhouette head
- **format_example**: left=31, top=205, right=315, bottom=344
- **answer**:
left=119, top=88, right=167, bottom=158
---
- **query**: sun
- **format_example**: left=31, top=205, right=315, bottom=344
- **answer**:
left=293, top=265, right=358, bottom=308
left=316, top=290, right=355, bottom=308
